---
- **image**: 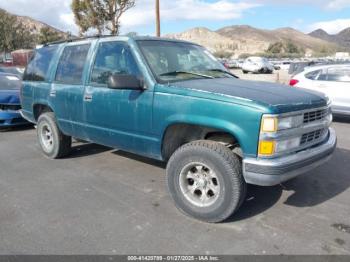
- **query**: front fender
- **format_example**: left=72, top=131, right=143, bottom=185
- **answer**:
left=159, top=113, right=260, bottom=158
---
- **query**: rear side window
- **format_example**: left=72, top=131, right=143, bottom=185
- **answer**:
left=327, top=67, right=350, bottom=82
left=55, top=44, right=90, bottom=85
left=23, top=45, right=58, bottom=82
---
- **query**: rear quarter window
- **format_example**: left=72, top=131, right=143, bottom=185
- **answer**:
left=55, top=44, right=90, bottom=85
left=305, top=70, right=321, bottom=80
left=23, top=45, right=58, bottom=82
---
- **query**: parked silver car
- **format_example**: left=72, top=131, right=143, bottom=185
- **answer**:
left=290, top=64, right=350, bottom=115
left=242, top=57, right=274, bottom=74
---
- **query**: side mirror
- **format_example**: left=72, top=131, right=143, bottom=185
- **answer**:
left=107, top=74, right=142, bottom=90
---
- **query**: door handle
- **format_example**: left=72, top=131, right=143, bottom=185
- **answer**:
left=84, top=94, right=92, bottom=102
left=49, top=90, right=56, bottom=97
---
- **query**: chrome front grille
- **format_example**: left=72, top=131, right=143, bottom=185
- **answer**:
left=303, top=108, right=329, bottom=124
left=0, top=104, right=21, bottom=111
left=300, top=128, right=328, bottom=145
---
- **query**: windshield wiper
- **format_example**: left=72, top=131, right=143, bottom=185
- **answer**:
left=207, top=69, right=239, bottom=78
left=159, top=71, right=214, bottom=79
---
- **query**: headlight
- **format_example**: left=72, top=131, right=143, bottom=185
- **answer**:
left=261, top=117, right=277, bottom=132
left=259, top=114, right=304, bottom=157
left=261, top=114, right=303, bottom=132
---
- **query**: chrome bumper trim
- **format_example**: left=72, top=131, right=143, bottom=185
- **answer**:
left=243, top=127, right=337, bottom=186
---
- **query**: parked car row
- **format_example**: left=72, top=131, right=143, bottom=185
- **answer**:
left=223, top=57, right=292, bottom=74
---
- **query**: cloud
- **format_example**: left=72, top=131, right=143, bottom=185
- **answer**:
left=0, top=0, right=259, bottom=35
left=252, top=0, right=350, bottom=10
left=308, top=18, right=350, bottom=34
left=120, top=0, right=260, bottom=33
left=0, top=0, right=78, bottom=33
left=326, top=0, right=350, bottom=10
left=1, top=0, right=348, bottom=36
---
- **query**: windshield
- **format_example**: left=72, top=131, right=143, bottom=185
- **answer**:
left=0, top=74, right=21, bottom=90
left=0, top=67, right=23, bottom=77
left=137, top=40, right=234, bottom=83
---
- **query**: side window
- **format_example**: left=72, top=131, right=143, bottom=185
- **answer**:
left=317, top=70, right=328, bottom=81
left=23, top=45, right=58, bottom=82
left=90, top=42, right=141, bottom=85
left=305, top=70, right=321, bottom=80
left=327, top=67, right=350, bottom=82
left=55, top=44, right=90, bottom=85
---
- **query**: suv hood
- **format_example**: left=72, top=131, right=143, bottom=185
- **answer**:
left=0, top=89, right=20, bottom=105
left=174, top=78, right=328, bottom=113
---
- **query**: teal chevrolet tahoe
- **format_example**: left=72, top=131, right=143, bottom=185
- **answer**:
left=21, top=36, right=336, bottom=222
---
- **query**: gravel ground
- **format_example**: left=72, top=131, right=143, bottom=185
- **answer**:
left=0, top=118, right=349, bottom=255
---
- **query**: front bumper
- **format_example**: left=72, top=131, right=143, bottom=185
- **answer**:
left=243, top=127, right=337, bottom=186
left=0, top=110, right=29, bottom=127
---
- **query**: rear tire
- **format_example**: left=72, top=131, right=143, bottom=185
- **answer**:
left=166, top=140, right=246, bottom=223
left=37, top=112, right=71, bottom=159
left=242, top=70, right=248, bottom=74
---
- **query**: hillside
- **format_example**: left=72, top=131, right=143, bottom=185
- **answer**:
left=309, top=28, right=350, bottom=49
left=0, top=8, right=70, bottom=38
left=166, top=27, right=239, bottom=53
left=167, top=25, right=341, bottom=57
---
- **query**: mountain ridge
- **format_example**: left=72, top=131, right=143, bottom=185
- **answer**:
left=0, top=8, right=70, bottom=37
left=308, top=27, right=350, bottom=49
left=166, top=25, right=344, bottom=57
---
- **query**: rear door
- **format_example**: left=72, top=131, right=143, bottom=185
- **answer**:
left=22, top=45, right=59, bottom=121
left=51, top=42, right=92, bottom=138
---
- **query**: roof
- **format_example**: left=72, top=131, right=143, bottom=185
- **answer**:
left=304, top=63, right=350, bottom=72
left=44, top=35, right=197, bottom=47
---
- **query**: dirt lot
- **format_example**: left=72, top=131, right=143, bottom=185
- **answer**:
left=231, top=69, right=291, bottom=85
left=0, top=118, right=349, bottom=255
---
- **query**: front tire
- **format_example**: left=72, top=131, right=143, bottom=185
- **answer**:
left=37, top=112, right=71, bottom=159
left=166, top=140, right=246, bottom=223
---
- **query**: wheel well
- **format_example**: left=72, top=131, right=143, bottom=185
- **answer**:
left=161, top=123, right=240, bottom=161
left=33, top=104, right=53, bottom=121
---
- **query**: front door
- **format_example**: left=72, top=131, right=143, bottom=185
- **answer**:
left=83, top=40, right=154, bottom=155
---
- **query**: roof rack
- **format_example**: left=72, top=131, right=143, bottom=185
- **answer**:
left=44, top=34, right=115, bottom=46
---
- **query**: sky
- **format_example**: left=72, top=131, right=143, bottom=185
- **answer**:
left=0, top=0, right=349, bottom=36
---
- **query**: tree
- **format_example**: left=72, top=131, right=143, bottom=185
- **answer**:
left=72, top=0, right=103, bottom=35
left=71, top=0, right=136, bottom=35
left=0, top=9, right=35, bottom=52
left=213, top=50, right=233, bottom=59
left=285, top=40, right=299, bottom=54
left=38, top=27, right=64, bottom=44
left=266, top=42, right=284, bottom=54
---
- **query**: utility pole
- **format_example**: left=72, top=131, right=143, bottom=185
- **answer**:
left=156, top=0, right=161, bottom=37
